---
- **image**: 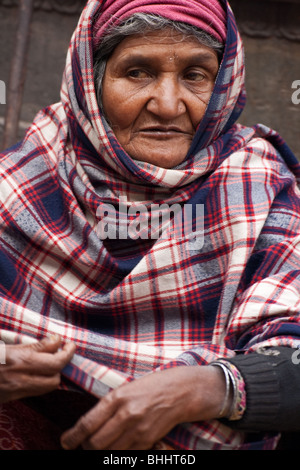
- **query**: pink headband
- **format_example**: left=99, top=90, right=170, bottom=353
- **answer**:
left=93, top=0, right=227, bottom=48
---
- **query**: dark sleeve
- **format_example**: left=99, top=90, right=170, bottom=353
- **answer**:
left=224, top=346, right=300, bottom=432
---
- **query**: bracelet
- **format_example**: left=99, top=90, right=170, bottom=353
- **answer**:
left=211, top=360, right=246, bottom=421
left=219, top=360, right=247, bottom=421
left=210, top=361, right=232, bottom=418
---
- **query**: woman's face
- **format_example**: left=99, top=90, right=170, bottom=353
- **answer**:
left=102, top=29, right=219, bottom=168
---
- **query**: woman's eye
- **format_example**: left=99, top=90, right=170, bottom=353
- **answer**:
left=127, top=69, right=149, bottom=79
left=184, top=71, right=205, bottom=82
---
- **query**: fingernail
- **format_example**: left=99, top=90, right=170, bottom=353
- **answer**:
left=61, top=440, right=70, bottom=450
left=47, top=334, right=61, bottom=342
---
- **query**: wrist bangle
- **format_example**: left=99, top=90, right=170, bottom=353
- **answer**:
left=211, top=360, right=246, bottom=421
left=210, top=361, right=232, bottom=418
left=218, top=360, right=247, bottom=421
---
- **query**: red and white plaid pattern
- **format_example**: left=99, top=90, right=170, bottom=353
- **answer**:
left=0, top=0, right=300, bottom=450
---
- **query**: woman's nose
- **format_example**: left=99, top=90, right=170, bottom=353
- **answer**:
left=146, top=76, right=187, bottom=120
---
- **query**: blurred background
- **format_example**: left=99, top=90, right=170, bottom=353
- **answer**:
left=0, top=0, right=299, bottom=158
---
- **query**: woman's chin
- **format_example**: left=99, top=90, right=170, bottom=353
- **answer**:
left=125, top=143, right=190, bottom=169
left=136, top=153, right=186, bottom=168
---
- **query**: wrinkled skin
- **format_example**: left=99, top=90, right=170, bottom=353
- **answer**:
left=0, top=336, right=227, bottom=450
left=61, top=365, right=227, bottom=450
left=102, top=29, right=219, bottom=168
left=0, top=336, right=75, bottom=403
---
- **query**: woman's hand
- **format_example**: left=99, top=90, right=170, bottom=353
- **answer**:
left=61, top=365, right=227, bottom=450
left=0, top=335, right=76, bottom=403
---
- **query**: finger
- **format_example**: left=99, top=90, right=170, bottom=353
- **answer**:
left=21, top=372, right=62, bottom=395
left=28, top=342, right=76, bottom=375
left=61, top=395, right=116, bottom=450
left=6, top=338, right=76, bottom=375
left=5, top=335, right=62, bottom=362
left=30, top=335, right=62, bottom=353
left=84, top=410, right=162, bottom=450
left=2, top=371, right=63, bottom=402
left=52, top=341, right=77, bottom=367
left=82, top=413, right=127, bottom=450
left=30, top=335, right=76, bottom=358
left=109, top=427, right=163, bottom=450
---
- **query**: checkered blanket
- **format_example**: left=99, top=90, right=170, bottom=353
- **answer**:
left=1, top=0, right=300, bottom=450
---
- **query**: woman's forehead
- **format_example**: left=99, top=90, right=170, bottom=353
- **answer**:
left=108, top=29, right=219, bottom=61
left=114, top=28, right=209, bottom=45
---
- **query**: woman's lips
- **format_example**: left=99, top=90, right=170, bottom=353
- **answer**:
left=137, top=126, right=193, bottom=138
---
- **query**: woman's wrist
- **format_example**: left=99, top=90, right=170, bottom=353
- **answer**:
left=176, top=365, right=233, bottom=423
left=209, top=362, right=234, bottom=418
left=203, top=365, right=234, bottom=419
left=175, top=362, right=247, bottom=424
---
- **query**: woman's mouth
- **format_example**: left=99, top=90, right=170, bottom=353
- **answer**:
left=138, top=126, right=192, bottom=138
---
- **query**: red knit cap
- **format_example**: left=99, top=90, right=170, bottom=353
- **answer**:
left=93, top=0, right=227, bottom=47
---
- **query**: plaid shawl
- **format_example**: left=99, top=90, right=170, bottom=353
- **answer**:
left=1, top=0, right=300, bottom=450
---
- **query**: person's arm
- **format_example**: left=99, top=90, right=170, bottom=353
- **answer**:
left=58, top=345, right=300, bottom=450
left=60, top=364, right=229, bottom=451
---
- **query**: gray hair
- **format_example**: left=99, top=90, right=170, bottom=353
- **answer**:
left=93, top=13, right=224, bottom=107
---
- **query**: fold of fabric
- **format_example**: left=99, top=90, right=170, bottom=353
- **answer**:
left=1, top=0, right=300, bottom=450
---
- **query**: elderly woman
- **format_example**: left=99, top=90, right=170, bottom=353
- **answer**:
left=1, top=0, right=300, bottom=451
